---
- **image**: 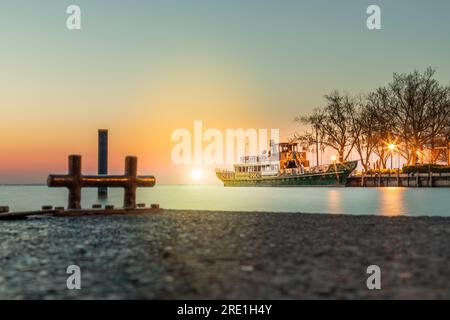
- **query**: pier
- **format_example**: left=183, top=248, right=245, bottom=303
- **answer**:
left=0, top=154, right=160, bottom=221
left=347, top=173, right=450, bottom=187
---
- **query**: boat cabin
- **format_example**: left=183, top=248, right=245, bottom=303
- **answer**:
left=232, top=142, right=309, bottom=176
left=278, top=142, right=309, bottom=171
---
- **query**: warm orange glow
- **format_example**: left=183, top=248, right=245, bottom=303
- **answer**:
left=331, top=155, right=337, bottom=162
left=388, top=143, right=396, bottom=151
left=326, top=190, right=342, bottom=214
left=379, top=187, right=405, bottom=216
left=0, top=59, right=293, bottom=184
left=190, top=168, right=203, bottom=181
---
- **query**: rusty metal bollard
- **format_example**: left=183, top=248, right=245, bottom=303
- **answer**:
left=47, top=155, right=156, bottom=209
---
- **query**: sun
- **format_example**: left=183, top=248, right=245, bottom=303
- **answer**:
left=190, top=168, right=203, bottom=181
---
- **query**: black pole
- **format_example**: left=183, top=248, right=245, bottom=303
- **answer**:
left=315, top=126, right=319, bottom=167
left=390, top=152, right=393, bottom=179
left=98, top=129, right=108, bottom=199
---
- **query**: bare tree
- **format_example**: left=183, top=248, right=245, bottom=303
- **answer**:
left=364, top=90, right=396, bottom=169
left=294, top=68, right=450, bottom=169
left=379, top=68, right=450, bottom=164
left=348, top=95, right=384, bottom=171
left=296, top=91, right=355, bottom=162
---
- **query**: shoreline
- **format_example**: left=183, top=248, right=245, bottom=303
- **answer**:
left=168, top=209, right=448, bottom=218
left=2, top=207, right=449, bottom=219
left=0, top=209, right=448, bottom=299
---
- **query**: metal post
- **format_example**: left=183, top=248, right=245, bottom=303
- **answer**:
left=68, top=155, right=82, bottom=209
left=389, top=152, right=392, bottom=184
left=397, top=151, right=400, bottom=187
left=98, top=129, right=108, bottom=198
left=315, top=126, right=319, bottom=167
left=124, top=156, right=137, bottom=208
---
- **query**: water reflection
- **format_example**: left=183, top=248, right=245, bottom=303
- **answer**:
left=378, top=188, right=406, bottom=216
left=1, top=185, right=449, bottom=216
left=326, top=190, right=342, bottom=214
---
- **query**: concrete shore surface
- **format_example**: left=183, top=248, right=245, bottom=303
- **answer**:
left=0, top=210, right=448, bottom=299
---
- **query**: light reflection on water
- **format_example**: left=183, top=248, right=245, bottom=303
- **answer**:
left=326, top=190, right=342, bottom=214
left=0, top=185, right=448, bottom=217
left=379, top=188, right=406, bottom=216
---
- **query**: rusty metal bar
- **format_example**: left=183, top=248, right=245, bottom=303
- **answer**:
left=47, top=155, right=155, bottom=209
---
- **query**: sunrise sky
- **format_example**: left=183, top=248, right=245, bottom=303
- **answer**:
left=1, top=0, right=450, bottom=184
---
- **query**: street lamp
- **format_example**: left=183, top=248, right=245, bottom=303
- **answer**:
left=331, top=155, right=338, bottom=180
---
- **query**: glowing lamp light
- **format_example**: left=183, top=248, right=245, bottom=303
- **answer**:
left=388, top=144, right=396, bottom=151
left=331, top=155, right=337, bottom=162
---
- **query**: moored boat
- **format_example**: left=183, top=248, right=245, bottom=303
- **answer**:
left=215, top=141, right=357, bottom=187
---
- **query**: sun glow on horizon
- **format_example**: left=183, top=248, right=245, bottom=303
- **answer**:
left=190, top=168, right=203, bottom=182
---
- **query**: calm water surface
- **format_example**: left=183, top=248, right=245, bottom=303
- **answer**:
left=0, top=185, right=449, bottom=217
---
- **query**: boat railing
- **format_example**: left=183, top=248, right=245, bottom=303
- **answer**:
left=282, top=168, right=304, bottom=175
left=240, top=155, right=272, bottom=164
left=306, top=164, right=329, bottom=173
left=215, top=168, right=232, bottom=173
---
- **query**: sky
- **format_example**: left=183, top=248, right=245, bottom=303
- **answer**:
left=1, top=0, right=450, bottom=184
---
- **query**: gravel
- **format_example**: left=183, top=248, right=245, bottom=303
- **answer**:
left=0, top=210, right=448, bottom=299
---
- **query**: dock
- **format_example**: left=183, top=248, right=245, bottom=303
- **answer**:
left=347, top=173, right=450, bottom=187
left=0, top=205, right=163, bottom=221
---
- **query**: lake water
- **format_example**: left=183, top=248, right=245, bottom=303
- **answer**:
left=0, top=185, right=449, bottom=217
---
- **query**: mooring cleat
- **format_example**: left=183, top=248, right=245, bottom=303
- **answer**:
left=105, top=205, right=114, bottom=210
left=42, top=205, right=53, bottom=210
left=151, top=203, right=160, bottom=209
left=92, top=204, right=102, bottom=209
left=137, top=203, right=146, bottom=208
